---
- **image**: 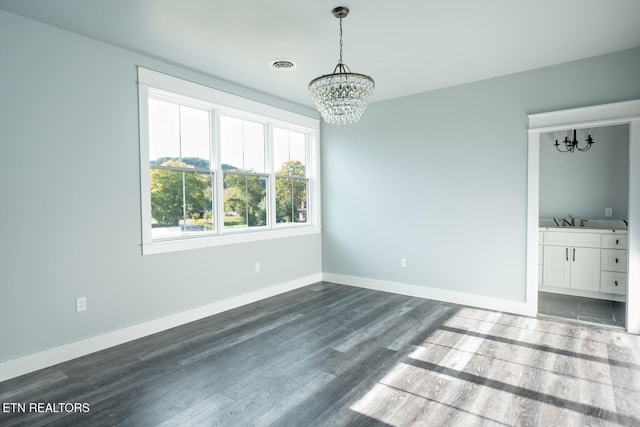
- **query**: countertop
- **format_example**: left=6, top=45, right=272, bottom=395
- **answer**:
left=539, top=218, right=627, bottom=233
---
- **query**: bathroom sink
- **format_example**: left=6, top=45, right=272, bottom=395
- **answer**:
left=538, top=218, right=572, bottom=227
left=539, top=218, right=627, bottom=230
left=578, top=219, right=627, bottom=229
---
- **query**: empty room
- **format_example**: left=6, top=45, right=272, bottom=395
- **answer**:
left=1, top=1, right=640, bottom=426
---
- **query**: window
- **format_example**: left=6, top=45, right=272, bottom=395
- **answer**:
left=220, top=115, right=267, bottom=229
left=273, top=127, right=308, bottom=224
left=138, top=68, right=320, bottom=254
left=148, top=99, right=214, bottom=239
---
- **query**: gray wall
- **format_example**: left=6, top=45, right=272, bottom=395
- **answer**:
left=540, top=125, right=629, bottom=220
left=322, top=48, right=640, bottom=302
left=0, top=11, right=321, bottom=362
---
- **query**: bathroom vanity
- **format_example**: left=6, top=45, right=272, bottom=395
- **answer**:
left=539, top=219, right=627, bottom=301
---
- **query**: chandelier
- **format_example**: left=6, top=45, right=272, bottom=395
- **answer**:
left=554, top=129, right=595, bottom=153
left=309, top=7, right=375, bottom=125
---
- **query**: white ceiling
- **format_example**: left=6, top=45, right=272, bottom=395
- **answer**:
left=2, top=0, right=640, bottom=108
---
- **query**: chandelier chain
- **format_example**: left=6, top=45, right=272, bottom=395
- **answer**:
left=338, top=17, right=344, bottom=65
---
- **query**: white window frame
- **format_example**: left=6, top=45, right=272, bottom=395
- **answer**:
left=138, top=67, right=321, bottom=255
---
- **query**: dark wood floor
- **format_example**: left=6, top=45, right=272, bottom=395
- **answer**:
left=1, top=282, right=639, bottom=426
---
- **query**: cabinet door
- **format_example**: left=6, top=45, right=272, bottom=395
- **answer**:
left=571, top=247, right=601, bottom=292
left=543, top=246, right=570, bottom=288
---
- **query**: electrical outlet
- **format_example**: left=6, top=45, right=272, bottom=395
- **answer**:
left=605, top=208, right=613, bottom=217
left=76, top=297, right=87, bottom=312
left=255, top=262, right=260, bottom=272
left=400, top=258, right=407, bottom=268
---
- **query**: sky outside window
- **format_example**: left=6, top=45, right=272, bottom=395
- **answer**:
left=220, top=115, right=265, bottom=172
left=148, top=98, right=210, bottom=167
left=274, top=127, right=306, bottom=175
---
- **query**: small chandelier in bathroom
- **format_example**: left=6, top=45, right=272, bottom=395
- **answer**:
left=309, top=6, right=375, bottom=125
left=554, top=129, right=595, bottom=153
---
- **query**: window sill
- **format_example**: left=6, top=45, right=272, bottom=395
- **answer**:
left=142, top=225, right=321, bottom=255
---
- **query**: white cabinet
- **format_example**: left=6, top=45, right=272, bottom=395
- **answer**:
left=599, top=234, right=627, bottom=296
left=570, top=247, right=601, bottom=291
left=542, top=245, right=600, bottom=291
left=540, top=229, right=627, bottom=300
left=542, top=246, right=570, bottom=288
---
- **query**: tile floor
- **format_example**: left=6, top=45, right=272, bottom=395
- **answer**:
left=538, top=291, right=625, bottom=327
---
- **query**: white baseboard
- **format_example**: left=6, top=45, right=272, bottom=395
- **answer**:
left=0, top=273, right=322, bottom=382
left=323, top=273, right=536, bottom=317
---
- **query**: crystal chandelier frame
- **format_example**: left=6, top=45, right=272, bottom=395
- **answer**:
left=309, top=7, right=375, bottom=125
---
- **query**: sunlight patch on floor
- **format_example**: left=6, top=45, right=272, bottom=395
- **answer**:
left=349, top=380, right=510, bottom=426
left=433, top=311, right=620, bottom=388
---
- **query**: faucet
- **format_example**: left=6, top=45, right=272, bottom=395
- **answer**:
left=568, top=214, right=575, bottom=227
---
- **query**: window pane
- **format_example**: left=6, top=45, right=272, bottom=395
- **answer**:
left=150, top=168, right=184, bottom=238
left=276, top=177, right=308, bottom=224
left=243, top=121, right=265, bottom=173
left=247, top=175, right=267, bottom=226
left=220, top=115, right=264, bottom=172
left=150, top=169, right=214, bottom=239
left=149, top=98, right=180, bottom=166
left=184, top=171, right=214, bottom=232
left=223, top=173, right=246, bottom=228
left=180, top=106, right=210, bottom=169
left=273, top=127, right=306, bottom=176
left=220, top=115, right=243, bottom=170
left=273, top=128, right=290, bottom=174
left=224, top=173, right=267, bottom=228
left=289, top=131, right=306, bottom=172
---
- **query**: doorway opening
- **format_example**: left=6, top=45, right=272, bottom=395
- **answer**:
left=538, top=124, right=628, bottom=327
left=525, top=99, right=640, bottom=334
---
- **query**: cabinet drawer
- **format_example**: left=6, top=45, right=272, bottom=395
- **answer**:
left=602, top=234, right=627, bottom=249
left=601, top=249, right=627, bottom=272
left=600, top=271, right=626, bottom=295
left=543, top=232, right=600, bottom=248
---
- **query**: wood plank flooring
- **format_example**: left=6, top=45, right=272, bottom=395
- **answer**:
left=1, top=282, right=640, bottom=426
